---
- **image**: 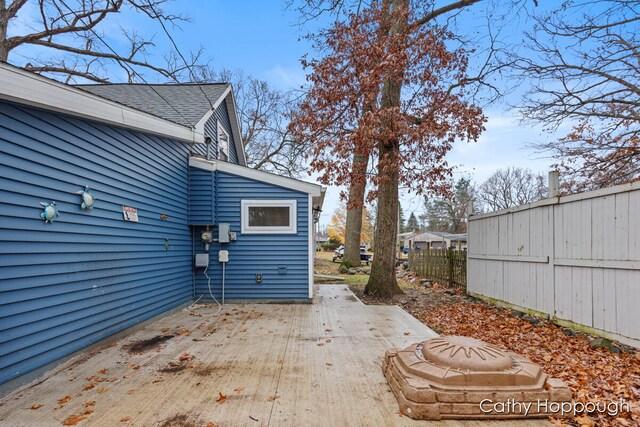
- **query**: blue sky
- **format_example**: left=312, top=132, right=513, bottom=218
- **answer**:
left=9, top=0, right=563, bottom=227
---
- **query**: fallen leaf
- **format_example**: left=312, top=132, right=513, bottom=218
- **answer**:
left=83, top=384, right=95, bottom=391
left=97, top=369, right=107, bottom=375
left=325, top=328, right=332, bottom=332
left=573, top=415, right=595, bottom=427
left=62, top=414, right=86, bottom=425
left=234, top=386, right=245, bottom=393
left=203, top=423, right=217, bottom=427
left=179, top=352, right=194, bottom=362
left=325, top=338, right=332, bottom=343
left=128, top=365, right=141, bottom=371
left=83, top=409, right=94, bottom=415
left=30, top=404, right=43, bottom=410
left=122, top=374, right=132, bottom=379
left=83, top=401, right=95, bottom=408
left=216, top=392, right=227, bottom=403
left=97, top=387, right=109, bottom=394
left=267, top=395, right=280, bottom=402
left=57, top=396, right=72, bottom=405
left=325, top=363, right=333, bottom=366
left=316, top=343, right=324, bottom=347
left=176, top=328, right=190, bottom=335
left=239, top=328, right=247, bottom=333
left=403, top=332, right=410, bottom=336
left=120, top=416, right=131, bottom=423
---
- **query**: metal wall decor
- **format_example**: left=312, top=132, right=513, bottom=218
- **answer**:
left=40, top=201, right=59, bottom=223
left=77, top=186, right=95, bottom=209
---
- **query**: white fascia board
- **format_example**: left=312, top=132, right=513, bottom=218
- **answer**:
left=225, top=88, right=248, bottom=166
left=189, top=157, right=322, bottom=196
left=0, top=63, right=204, bottom=144
left=312, top=187, right=327, bottom=212
left=193, top=85, right=232, bottom=140
left=308, top=193, right=314, bottom=299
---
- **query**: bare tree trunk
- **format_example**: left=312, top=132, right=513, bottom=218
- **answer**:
left=365, top=0, right=406, bottom=298
left=343, top=152, right=369, bottom=267
left=0, top=1, right=9, bottom=62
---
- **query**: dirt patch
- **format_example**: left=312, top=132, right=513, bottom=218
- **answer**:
left=123, top=335, right=174, bottom=354
left=157, top=414, right=200, bottom=427
left=344, top=295, right=358, bottom=301
left=158, top=364, right=186, bottom=374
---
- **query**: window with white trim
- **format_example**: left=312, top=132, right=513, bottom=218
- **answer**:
left=217, top=122, right=229, bottom=162
left=241, top=200, right=297, bottom=234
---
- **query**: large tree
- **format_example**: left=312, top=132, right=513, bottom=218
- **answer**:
left=291, top=1, right=486, bottom=297
left=424, top=177, right=478, bottom=233
left=327, top=202, right=375, bottom=248
left=406, top=212, right=418, bottom=232
left=512, top=0, right=640, bottom=191
left=0, top=0, right=201, bottom=83
left=478, top=167, right=547, bottom=211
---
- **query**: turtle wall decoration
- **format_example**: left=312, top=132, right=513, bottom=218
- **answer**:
left=77, top=186, right=95, bottom=209
left=40, top=201, right=59, bottom=223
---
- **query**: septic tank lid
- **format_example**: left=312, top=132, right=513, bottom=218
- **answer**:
left=421, top=336, right=513, bottom=371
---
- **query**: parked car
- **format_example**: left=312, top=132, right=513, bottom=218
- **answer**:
left=333, top=245, right=373, bottom=265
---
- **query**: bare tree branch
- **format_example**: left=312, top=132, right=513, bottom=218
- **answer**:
left=1, top=0, right=200, bottom=83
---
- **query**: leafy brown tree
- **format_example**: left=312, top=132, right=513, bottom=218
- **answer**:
left=0, top=0, right=202, bottom=83
left=290, top=1, right=486, bottom=297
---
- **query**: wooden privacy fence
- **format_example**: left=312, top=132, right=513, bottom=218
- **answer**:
left=408, top=248, right=467, bottom=288
left=467, top=181, right=640, bottom=347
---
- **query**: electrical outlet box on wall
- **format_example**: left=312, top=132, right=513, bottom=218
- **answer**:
left=194, top=253, right=209, bottom=268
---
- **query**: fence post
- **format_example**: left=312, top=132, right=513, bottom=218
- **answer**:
left=447, top=247, right=454, bottom=286
left=425, top=248, right=430, bottom=277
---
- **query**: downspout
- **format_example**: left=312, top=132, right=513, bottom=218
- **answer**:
left=188, top=157, right=196, bottom=300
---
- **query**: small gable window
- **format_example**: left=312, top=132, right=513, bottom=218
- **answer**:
left=241, top=200, right=297, bottom=234
left=218, top=122, right=230, bottom=162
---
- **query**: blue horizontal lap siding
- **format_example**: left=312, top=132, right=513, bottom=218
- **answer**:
left=188, top=167, right=215, bottom=225
left=214, top=103, right=239, bottom=164
left=0, top=101, right=193, bottom=385
left=190, top=104, right=238, bottom=165
left=193, top=171, right=309, bottom=300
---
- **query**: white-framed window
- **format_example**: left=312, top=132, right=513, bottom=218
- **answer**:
left=217, top=122, right=230, bottom=162
left=241, top=200, right=297, bottom=234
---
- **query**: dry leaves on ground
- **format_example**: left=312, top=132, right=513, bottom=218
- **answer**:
left=216, top=392, right=227, bottom=404
left=412, top=299, right=640, bottom=426
left=62, top=414, right=86, bottom=425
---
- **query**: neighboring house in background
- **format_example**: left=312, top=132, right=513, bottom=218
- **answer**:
left=404, top=231, right=467, bottom=251
left=0, top=63, right=324, bottom=393
left=315, top=232, right=330, bottom=251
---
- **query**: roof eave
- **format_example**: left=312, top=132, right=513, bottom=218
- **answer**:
left=0, top=63, right=204, bottom=144
left=189, top=157, right=321, bottom=196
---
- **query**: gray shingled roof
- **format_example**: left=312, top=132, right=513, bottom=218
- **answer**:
left=75, top=84, right=229, bottom=128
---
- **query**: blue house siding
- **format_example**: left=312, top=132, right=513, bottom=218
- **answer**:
left=0, top=101, right=194, bottom=385
left=193, top=171, right=310, bottom=300
left=213, top=103, right=239, bottom=164
left=188, top=167, right=216, bottom=225
left=189, top=103, right=238, bottom=165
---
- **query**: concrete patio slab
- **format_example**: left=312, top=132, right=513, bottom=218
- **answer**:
left=0, top=285, right=549, bottom=426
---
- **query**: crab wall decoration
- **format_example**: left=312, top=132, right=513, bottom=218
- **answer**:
left=40, top=201, right=59, bottom=223
left=76, top=186, right=95, bottom=209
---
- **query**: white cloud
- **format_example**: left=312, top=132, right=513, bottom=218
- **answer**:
left=265, top=64, right=307, bottom=90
